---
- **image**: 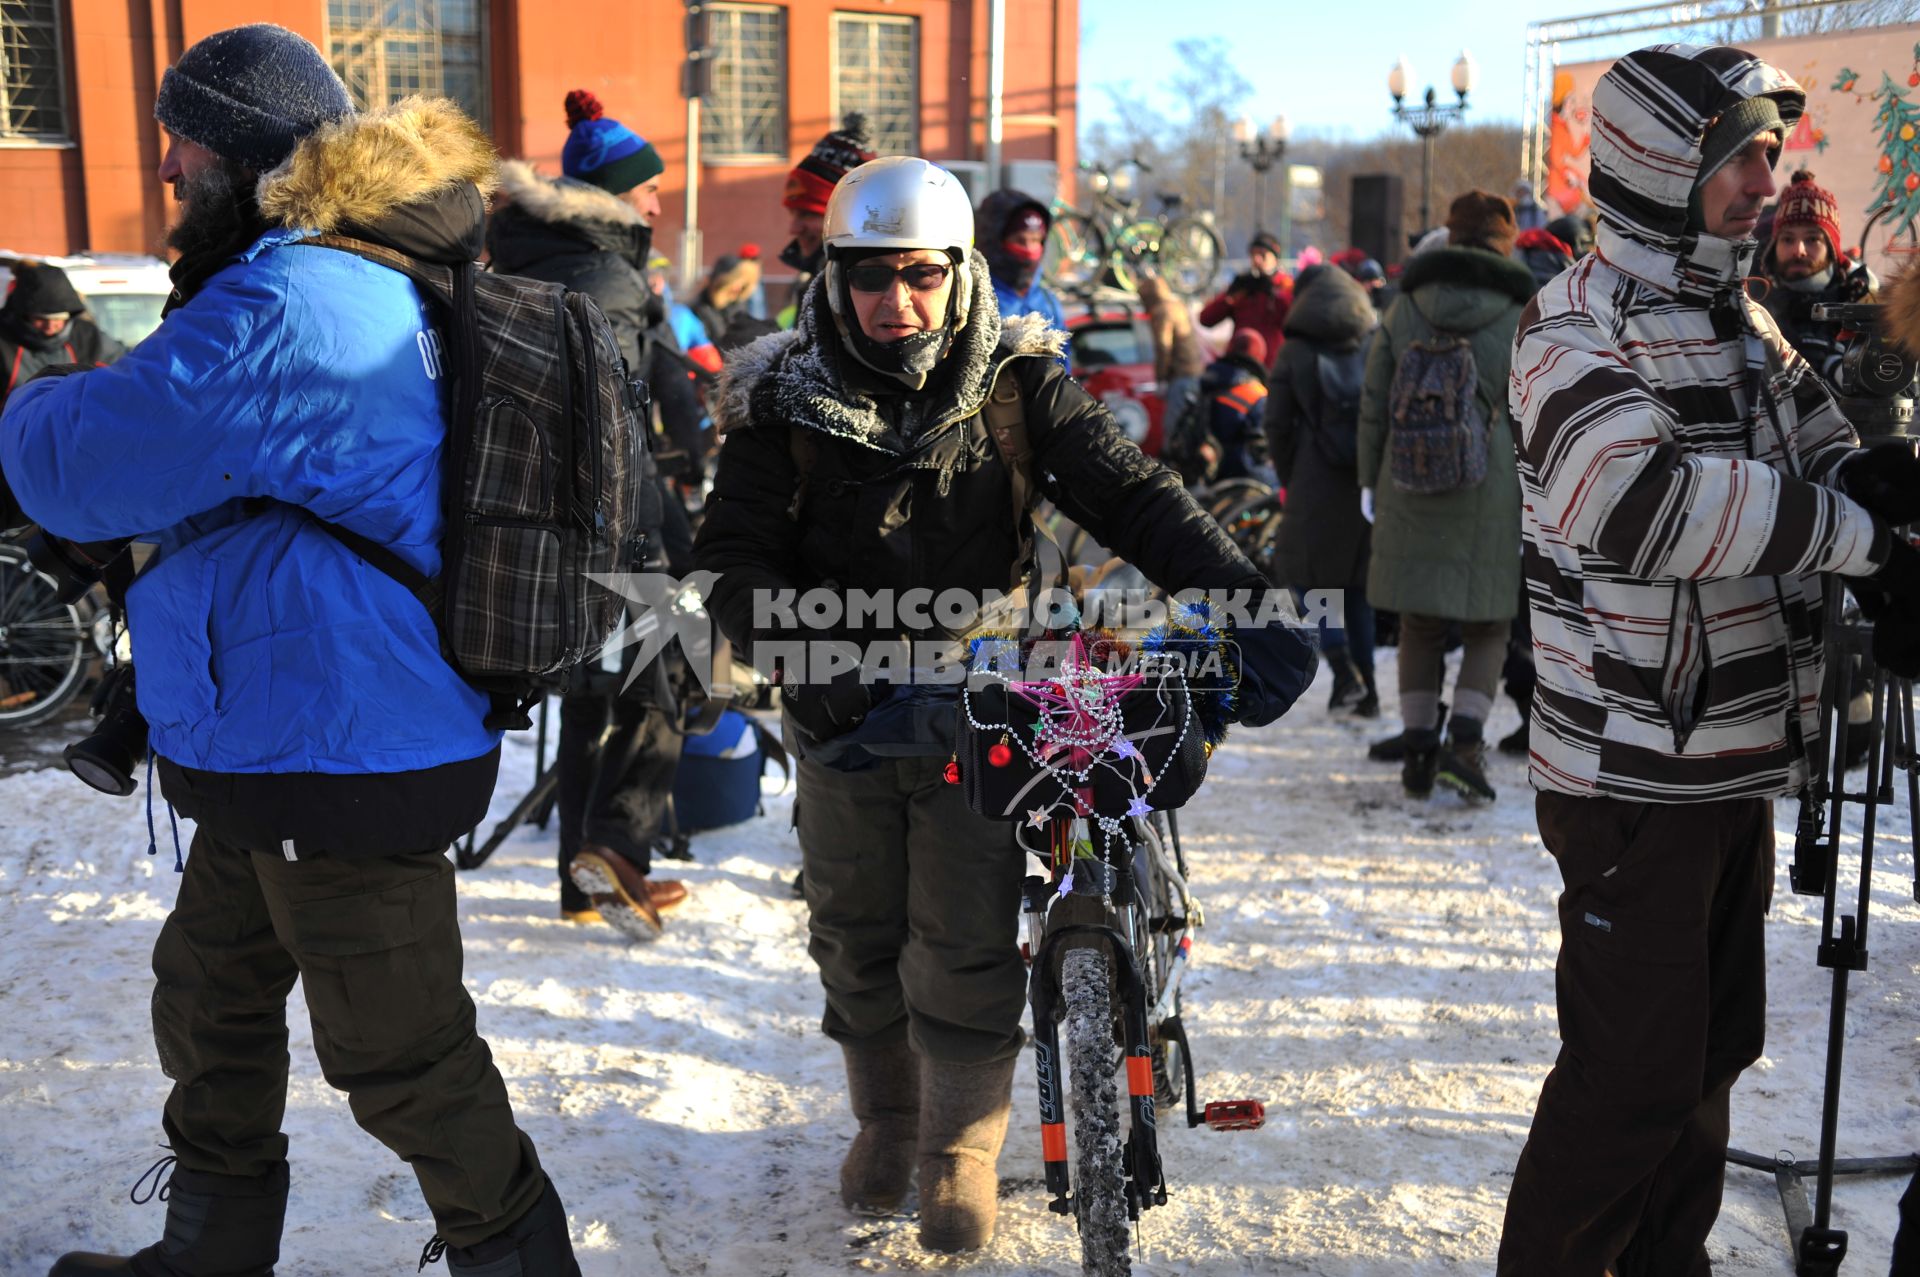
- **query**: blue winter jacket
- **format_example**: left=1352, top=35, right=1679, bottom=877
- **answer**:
left=991, top=276, right=1067, bottom=332
left=0, top=229, right=498, bottom=777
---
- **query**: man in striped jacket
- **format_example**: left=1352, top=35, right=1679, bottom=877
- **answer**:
left=1501, top=45, right=1920, bottom=1274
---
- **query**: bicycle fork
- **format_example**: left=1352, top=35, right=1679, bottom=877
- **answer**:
left=1025, top=875, right=1169, bottom=1221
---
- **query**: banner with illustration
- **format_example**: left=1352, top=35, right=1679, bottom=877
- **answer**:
left=1549, top=24, right=1920, bottom=278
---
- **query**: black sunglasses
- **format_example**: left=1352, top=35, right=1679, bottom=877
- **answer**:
left=845, top=261, right=953, bottom=294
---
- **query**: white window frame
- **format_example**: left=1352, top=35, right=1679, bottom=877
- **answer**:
left=829, top=12, right=918, bottom=156
left=0, top=0, right=70, bottom=144
left=701, top=2, right=788, bottom=165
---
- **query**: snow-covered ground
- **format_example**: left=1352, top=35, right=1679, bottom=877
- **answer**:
left=3, top=651, right=1917, bottom=1276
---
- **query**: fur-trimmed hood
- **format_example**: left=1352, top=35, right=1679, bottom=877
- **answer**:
left=256, top=96, right=497, bottom=246
left=714, top=249, right=1067, bottom=454
left=494, top=160, right=647, bottom=229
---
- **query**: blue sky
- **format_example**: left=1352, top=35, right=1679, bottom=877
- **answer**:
left=1079, top=1, right=1544, bottom=142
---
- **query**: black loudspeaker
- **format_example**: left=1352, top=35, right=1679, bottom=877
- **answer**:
left=1351, top=173, right=1405, bottom=268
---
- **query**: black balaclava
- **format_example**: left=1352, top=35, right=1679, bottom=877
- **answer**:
left=828, top=247, right=963, bottom=391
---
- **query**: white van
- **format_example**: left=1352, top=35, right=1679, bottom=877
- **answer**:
left=0, top=251, right=173, bottom=350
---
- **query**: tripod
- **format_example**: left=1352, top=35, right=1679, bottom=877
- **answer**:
left=1725, top=578, right=1920, bottom=1276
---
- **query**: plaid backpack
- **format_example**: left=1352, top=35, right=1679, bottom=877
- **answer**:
left=295, top=235, right=658, bottom=728
left=1385, top=331, right=1489, bottom=495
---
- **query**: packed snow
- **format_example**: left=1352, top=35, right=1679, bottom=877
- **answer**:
left=2, top=649, right=1917, bottom=1276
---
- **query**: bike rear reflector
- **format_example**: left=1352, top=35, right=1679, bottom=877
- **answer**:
left=1203, top=1100, right=1265, bottom=1131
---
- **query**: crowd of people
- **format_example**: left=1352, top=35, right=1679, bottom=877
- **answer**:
left=1, top=18, right=1917, bottom=1277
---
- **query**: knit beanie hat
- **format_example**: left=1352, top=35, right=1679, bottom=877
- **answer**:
left=153, top=24, right=355, bottom=171
left=1249, top=231, right=1284, bottom=259
left=561, top=90, right=664, bottom=195
left=784, top=113, right=876, bottom=214
left=1770, top=169, right=1842, bottom=263
left=3, top=262, right=86, bottom=318
left=1688, top=95, right=1785, bottom=229
left=1227, top=329, right=1268, bottom=368
left=1446, top=189, right=1518, bottom=256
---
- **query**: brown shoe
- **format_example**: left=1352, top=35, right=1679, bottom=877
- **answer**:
left=840, top=1040, right=920, bottom=1215
left=647, top=878, right=689, bottom=911
left=570, top=848, right=663, bottom=941
left=917, top=1055, right=1016, bottom=1252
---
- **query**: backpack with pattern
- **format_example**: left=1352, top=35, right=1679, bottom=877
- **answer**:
left=1385, top=332, right=1488, bottom=495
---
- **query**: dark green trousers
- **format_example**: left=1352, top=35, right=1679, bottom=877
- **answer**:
left=152, top=830, right=545, bottom=1248
left=795, top=754, right=1028, bottom=1066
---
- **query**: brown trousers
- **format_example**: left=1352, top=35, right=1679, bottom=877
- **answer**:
left=1498, top=792, right=1774, bottom=1277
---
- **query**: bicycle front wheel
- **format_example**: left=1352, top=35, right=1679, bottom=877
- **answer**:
left=1046, top=213, right=1106, bottom=293
left=1062, top=946, right=1131, bottom=1276
left=1158, top=216, right=1223, bottom=297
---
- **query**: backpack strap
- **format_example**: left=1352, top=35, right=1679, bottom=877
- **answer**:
left=982, top=368, right=1033, bottom=535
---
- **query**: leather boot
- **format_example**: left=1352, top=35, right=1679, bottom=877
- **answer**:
left=916, top=1055, right=1016, bottom=1253
left=839, top=1040, right=921, bottom=1214
left=49, top=1160, right=288, bottom=1277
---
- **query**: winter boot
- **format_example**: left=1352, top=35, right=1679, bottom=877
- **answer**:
left=1368, top=730, right=1407, bottom=762
left=1497, top=720, right=1530, bottom=757
left=1326, top=651, right=1365, bottom=712
left=421, top=1176, right=581, bottom=1276
left=49, top=1159, right=289, bottom=1277
left=1350, top=668, right=1380, bottom=719
left=916, top=1055, right=1017, bottom=1253
left=839, top=1040, right=921, bottom=1214
left=1437, top=718, right=1497, bottom=803
left=568, top=846, right=669, bottom=941
left=1401, top=729, right=1441, bottom=798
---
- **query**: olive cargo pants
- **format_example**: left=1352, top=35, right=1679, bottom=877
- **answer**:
left=796, top=755, right=1028, bottom=1066
left=152, top=830, right=546, bottom=1248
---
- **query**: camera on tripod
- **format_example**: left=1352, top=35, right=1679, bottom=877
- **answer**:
left=1810, top=300, right=1917, bottom=441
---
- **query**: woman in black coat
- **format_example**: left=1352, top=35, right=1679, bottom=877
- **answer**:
left=1266, top=264, right=1380, bottom=715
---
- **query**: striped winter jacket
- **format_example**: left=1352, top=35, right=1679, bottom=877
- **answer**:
left=1509, top=44, right=1887, bottom=802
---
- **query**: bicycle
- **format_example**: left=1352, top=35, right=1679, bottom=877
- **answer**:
left=0, top=535, right=101, bottom=729
left=1046, top=160, right=1223, bottom=300
left=956, top=629, right=1264, bottom=1275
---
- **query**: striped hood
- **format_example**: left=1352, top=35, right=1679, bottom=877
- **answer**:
left=1590, top=44, right=1804, bottom=304
left=1509, top=46, right=1882, bottom=804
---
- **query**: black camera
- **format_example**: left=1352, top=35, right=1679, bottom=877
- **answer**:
left=1812, top=300, right=1917, bottom=443
left=63, top=663, right=149, bottom=796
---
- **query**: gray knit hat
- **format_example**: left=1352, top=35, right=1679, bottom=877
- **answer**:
left=154, top=24, right=355, bottom=172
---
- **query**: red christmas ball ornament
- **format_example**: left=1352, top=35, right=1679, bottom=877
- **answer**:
left=988, top=742, right=1013, bottom=768
left=942, top=759, right=961, bottom=785
left=1883, top=155, right=1897, bottom=174
left=1909, top=72, right=1919, bottom=86
left=1909, top=172, right=1920, bottom=193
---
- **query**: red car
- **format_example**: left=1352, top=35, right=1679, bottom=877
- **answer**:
left=1065, top=308, right=1168, bottom=457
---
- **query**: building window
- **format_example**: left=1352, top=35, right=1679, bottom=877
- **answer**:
left=0, top=0, right=68, bottom=141
left=327, top=0, right=490, bottom=129
left=701, top=3, right=786, bottom=161
left=831, top=14, right=916, bottom=155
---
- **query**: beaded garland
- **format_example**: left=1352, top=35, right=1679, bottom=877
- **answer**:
left=960, top=630, right=1192, bottom=832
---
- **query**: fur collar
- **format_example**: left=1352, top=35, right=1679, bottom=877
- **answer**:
left=495, top=159, right=646, bottom=228
left=256, top=96, right=497, bottom=232
left=715, top=251, right=1066, bottom=453
left=1400, top=246, right=1537, bottom=304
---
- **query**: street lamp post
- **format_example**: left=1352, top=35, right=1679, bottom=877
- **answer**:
left=1234, top=114, right=1291, bottom=258
left=1389, top=52, right=1475, bottom=236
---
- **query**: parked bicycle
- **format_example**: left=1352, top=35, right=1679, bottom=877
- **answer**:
left=1046, top=160, right=1223, bottom=300
left=956, top=629, right=1263, bottom=1275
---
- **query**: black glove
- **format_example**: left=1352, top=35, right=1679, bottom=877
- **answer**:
left=781, top=665, right=890, bottom=742
left=1230, top=582, right=1318, bottom=727
left=1839, top=442, right=1920, bottom=528
left=1868, top=534, right=1920, bottom=603
left=1872, top=604, right=1920, bottom=679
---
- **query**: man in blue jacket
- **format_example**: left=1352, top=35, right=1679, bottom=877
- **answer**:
left=0, top=25, right=579, bottom=1276
left=974, top=188, right=1067, bottom=331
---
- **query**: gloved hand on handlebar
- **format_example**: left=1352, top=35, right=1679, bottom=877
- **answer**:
left=1224, top=577, right=1317, bottom=728
left=777, top=639, right=892, bottom=742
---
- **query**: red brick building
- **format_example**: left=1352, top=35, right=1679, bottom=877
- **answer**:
left=0, top=0, right=1078, bottom=280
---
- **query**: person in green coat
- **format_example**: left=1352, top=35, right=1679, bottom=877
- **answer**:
left=1356, top=191, right=1535, bottom=802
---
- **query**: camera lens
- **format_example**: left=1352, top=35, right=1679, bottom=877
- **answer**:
left=63, top=664, right=148, bottom=797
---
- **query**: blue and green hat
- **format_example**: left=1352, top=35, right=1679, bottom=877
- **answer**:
left=561, top=89, right=664, bottom=195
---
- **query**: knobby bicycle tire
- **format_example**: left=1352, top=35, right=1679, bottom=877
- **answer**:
left=0, top=545, right=92, bottom=729
left=1063, top=946, right=1132, bottom=1276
